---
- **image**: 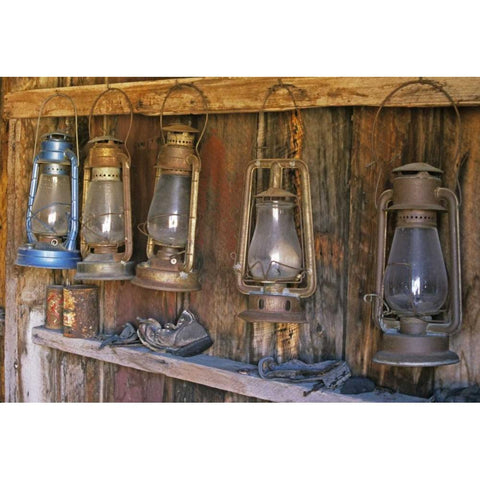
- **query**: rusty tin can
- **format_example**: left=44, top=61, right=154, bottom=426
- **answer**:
left=45, top=285, right=64, bottom=330
left=63, top=285, right=99, bottom=338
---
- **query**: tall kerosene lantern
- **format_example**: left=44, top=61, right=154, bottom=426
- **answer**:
left=234, top=84, right=316, bottom=324
left=132, top=83, right=208, bottom=291
left=16, top=94, right=81, bottom=269
left=369, top=79, right=462, bottom=367
left=75, top=88, right=134, bottom=280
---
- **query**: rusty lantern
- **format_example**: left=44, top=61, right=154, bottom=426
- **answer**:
left=75, top=88, right=134, bottom=281
left=372, top=162, right=462, bottom=367
left=234, top=159, right=317, bottom=323
left=132, top=83, right=208, bottom=291
left=368, top=80, right=464, bottom=367
left=15, top=94, right=81, bottom=269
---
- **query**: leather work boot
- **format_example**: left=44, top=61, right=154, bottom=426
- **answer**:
left=137, top=309, right=213, bottom=357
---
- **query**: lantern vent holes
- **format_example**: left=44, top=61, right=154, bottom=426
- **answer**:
left=258, top=299, right=265, bottom=310
left=92, top=168, right=121, bottom=181
left=398, top=213, right=435, bottom=222
left=95, top=172, right=120, bottom=179
left=43, top=165, right=69, bottom=175
left=285, top=300, right=291, bottom=311
left=166, top=132, right=195, bottom=147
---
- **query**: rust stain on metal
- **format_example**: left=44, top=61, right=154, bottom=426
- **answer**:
left=63, top=285, right=99, bottom=339
left=45, top=285, right=64, bottom=330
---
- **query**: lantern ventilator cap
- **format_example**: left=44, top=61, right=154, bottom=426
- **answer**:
left=163, top=124, right=199, bottom=134
left=163, top=124, right=199, bottom=147
left=255, top=187, right=296, bottom=199
left=88, top=135, right=124, bottom=145
left=41, top=131, right=72, bottom=142
left=392, top=162, right=443, bottom=175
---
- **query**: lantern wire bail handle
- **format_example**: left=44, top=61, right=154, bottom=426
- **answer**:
left=159, top=81, right=209, bottom=157
left=33, top=92, right=80, bottom=162
left=255, top=79, right=304, bottom=158
left=369, top=78, right=462, bottom=208
left=88, top=86, right=134, bottom=158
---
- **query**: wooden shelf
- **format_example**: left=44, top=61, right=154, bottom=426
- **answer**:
left=32, top=327, right=426, bottom=403
left=6, top=77, right=480, bottom=119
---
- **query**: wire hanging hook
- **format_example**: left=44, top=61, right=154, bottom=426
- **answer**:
left=255, top=80, right=304, bottom=158
left=88, top=86, right=134, bottom=155
left=33, top=93, right=80, bottom=164
left=370, top=78, right=462, bottom=208
left=159, top=82, right=209, bottom=157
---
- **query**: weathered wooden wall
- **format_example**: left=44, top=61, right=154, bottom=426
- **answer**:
left=2, top=77, right=480, bottom=402
left=0, top=77, right=6, bottom=401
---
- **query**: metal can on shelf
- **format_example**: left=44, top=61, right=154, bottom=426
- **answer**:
left=63, top=285, right=99, bottom=338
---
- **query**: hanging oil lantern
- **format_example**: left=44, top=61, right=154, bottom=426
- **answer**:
left=131, top=83, right=208, bottom=291
left=368, top=79, right=462, bottom=367
left=234, top=83, right=316, bottom=323
left=75, top=88, right=134, bottom=281
left=16, top=94, right=81, bottom=269
left=234, top=159, right=316, bottom=323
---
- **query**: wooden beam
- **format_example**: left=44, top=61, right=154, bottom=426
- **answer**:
left=4, top=77, right=480, bottom=120
left=5, top=119, right=20, bottom=402
left=32, top=327, right=425, bottom=403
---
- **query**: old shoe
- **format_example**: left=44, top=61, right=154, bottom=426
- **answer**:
left=137, top=309, right=213, bottom=357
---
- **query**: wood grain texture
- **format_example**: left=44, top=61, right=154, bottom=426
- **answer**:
left=0, top=78, right=6, bottom=309
left=4, top=118, right=21, bottom=401
left=0, top=78, right=6, bottom=401
left=434, top=108, right=480, bottom=389
left=5, top=77, right=480, bottom=119
left=32, top=327, right=425, bottom=403
left=299, top=107, right=352, bottom=363
left=189, top=113, right=256, bottom=361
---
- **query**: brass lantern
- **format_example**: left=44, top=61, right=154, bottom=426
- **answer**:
left=234, top=159, right=317, bottom=323
left=369, top=79, right=462, bottom=367
left=75, top=88, right=134, bottom=281
left=132, top=83, right=208, bottom=292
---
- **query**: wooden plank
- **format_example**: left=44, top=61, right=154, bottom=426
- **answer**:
left=32, top=326, right=425, bottom=403
left=0, top=78, right=6, bottom=311
left=434, top=108, right=480, bottom=389
left=5, top=77, right=480, bottom=119
left=5, top=118, right=22, bottom=401
left=188, top=112, right=254, bottom=364
left=0, top=317, right=4, bottom=402
left=299, top=107, right=352, bottom=362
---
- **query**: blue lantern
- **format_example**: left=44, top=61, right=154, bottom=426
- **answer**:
left=16, top=95, right=81, bottom=269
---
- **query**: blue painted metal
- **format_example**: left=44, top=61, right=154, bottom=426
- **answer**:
left=16, top=132, right=81, bottom=269
left=16, top=245, right=81, bottom=269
